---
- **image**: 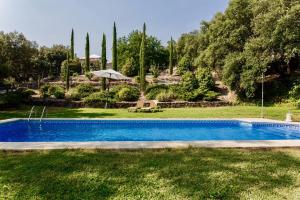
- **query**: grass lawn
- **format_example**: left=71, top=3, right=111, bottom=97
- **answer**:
left=0, top=148, right=299, bottom=199
left=1, top=105, right=300, bottom=120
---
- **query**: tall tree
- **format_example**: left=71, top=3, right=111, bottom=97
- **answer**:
left=101, top=34, right=107, bottom=90
left=66, top=53, right=70, bottom=91
left=169, top=37, right=174, bottom=75
left=139, top=23, right=146, bottom=91
left=70, top=29, right=75, bottom=59
left=85, top=33, right=90, bottom=73
left=112, top=22, right=118, bottom=71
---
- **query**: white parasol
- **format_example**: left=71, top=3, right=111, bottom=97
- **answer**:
left=91, top=69, right=130, bottom=80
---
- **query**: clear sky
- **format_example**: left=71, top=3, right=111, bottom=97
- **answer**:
left=0, top=0, right=229, bottom=60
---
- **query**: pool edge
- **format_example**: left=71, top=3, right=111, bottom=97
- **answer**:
left=1, top=140, right=300, bottom=150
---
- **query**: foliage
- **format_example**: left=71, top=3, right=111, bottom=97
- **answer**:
left=139, top=23, right=146, bottom=91
left=83, top=91, right=116, bottom=107
left=177, top=0, right=300, bottom=100
left=195, top=67, right=214, bottom=90
left=169, top=37, right=174, bottom=75
left=101, top=34, right=107, bottom=90
left=0, top=31, right=38, bottom=82
left=40, top=84, right=65, bottom=99
left=145, top=84, right=169, bottom=100
left=0, top=89, right=34, bottom=107
left=117, top=87, right=140, bottom=102
left=85, top=33, right=90, bottom=72
left=70, top=29, right=74, bottom=59
left=117, top=30, right=168, bottom=76
left=177, top=55, right=194, bottom=75
left=112, top=22, right=118, bottom=71
left=110, top=84, right=140, bottom=101
left=149, top=65, right=160, bottom=78
left=289, top=83, right=300, bottom=101
left=121, top=57, right=136, bottom=77
left=156, top=91, right=177, bottom=102
left=69, top=83, right=97, bottom=100
left=203, top=91, right=220, bottom=101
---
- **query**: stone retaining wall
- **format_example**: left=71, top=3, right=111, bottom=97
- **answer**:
left=28, top=98, right=231, bottom=108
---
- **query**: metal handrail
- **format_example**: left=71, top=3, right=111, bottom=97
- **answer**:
left=27, top=106, right=35, bottom=122
left=40, top=106, right=47, bottom=122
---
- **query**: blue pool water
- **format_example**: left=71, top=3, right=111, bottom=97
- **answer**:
left=0, top=120, right=300, bottom=142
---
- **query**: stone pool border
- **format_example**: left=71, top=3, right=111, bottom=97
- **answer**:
left=0, top=118, right=300, bottom=150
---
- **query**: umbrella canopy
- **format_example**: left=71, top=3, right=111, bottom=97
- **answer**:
left=91, top=69, right=130, bottom=80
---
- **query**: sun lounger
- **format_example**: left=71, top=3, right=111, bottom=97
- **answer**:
left=140, top=100, right=161, bottom=113
left=128, top=100, right=144, bottom=112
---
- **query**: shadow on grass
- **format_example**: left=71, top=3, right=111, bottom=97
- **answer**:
left=0, top=148, right=300, bottom=199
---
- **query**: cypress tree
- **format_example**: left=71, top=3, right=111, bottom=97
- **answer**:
left=101, top=34, right=107, bottom=90
left=169, top=37, right=173, bottom=75
left=85, top=33, right=90, bottom=73
left=139, top=23, right=146, bottom=91
left=66, top=53, right=70, bottom=91
left=71, top=29, right=75, bottom=59
left=112, top=22, right=118, bottom=71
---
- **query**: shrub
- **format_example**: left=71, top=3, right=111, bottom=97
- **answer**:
left=60, top=59, right=82, bottom=80
left=40, top=84, right=65, bottom=99
left=157, top=91, right=177, bottom=102
left=16, top=87, right=36, bottom=98
left=122, top=57, right=137, bottom=77
left=195, top=67, right=215, bottom=90
left=0, top=88, right=34, bottom=107
left=145, top=84, right=169, bottom=100
left=83, top=91, right=116, bottom=107
left=295, top=99, right=300, bottom=109
left=133, top=76, right=140, bottom=84
left=117, top=87, right=140, bottom=101
left=181, top=71, right=199, bottom=92
left=289, top=84, right=300, bottom=101
left=70, top=83, right=97, bottom=100
left=40, top=84, right=51, bottom=98
left=177, top=55, right=194, bottom=75
left=150, top=65, right=160, bottom=78
left=203, top=91, right=219, bottom=101
left=50, top=85, right=65, bottom=99
left=85, top=72, right=94, bottom=80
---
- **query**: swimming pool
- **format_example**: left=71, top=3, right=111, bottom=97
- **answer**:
left=1, top=119, right=300, bottom=142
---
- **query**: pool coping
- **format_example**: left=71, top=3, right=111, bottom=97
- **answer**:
left=1, top=118, right=300, bottom=150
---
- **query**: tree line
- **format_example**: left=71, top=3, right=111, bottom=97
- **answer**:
left=1, top=0, right=299, bottom=101
left=175, top=0, right=300, bottom=100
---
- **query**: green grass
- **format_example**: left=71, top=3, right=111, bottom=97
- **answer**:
left=1, top=105, right=300, bottom=120
left=0, top=148, right=300, bottom=199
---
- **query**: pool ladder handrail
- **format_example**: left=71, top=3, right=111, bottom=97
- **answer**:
left=27, top=106, right=35, bottom=122
left=40, top=106, right=47, bottom=122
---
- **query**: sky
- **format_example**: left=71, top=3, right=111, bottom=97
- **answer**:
left=0, top=0, right=229, bottom=60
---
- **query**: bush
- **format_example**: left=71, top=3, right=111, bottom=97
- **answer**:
left=203, top=91, right=219, bottom=101
left=50, top=85, right=65, bottom=99
left=181, top=71, right=199, bottom=92
left=16, top=87, right=36, bottom=98
left=195, top=67, right=215, bottom=90
left=85, top=72, right=94, bottom=80
left=117, top=87, right=140, bottom=102
left=60, top=59, right=82, bottom=80
left=70, top=84, right=97, bottom=100
left=157, top=91, right=177, bottom=102
left=0, top=88, right=34, bottom=107
left=177, top=55, right=194, bottom=75
left=150, top=65, right=160, bottom=78
left=83, top=91, right=116, bottom=107
left=40, top=84, right=51, bottom=98
left=289, top=84, right=300, bottom=101
left=40, top=84, right=65, bottom=99
left=145, top=84, right=169, bottom=100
